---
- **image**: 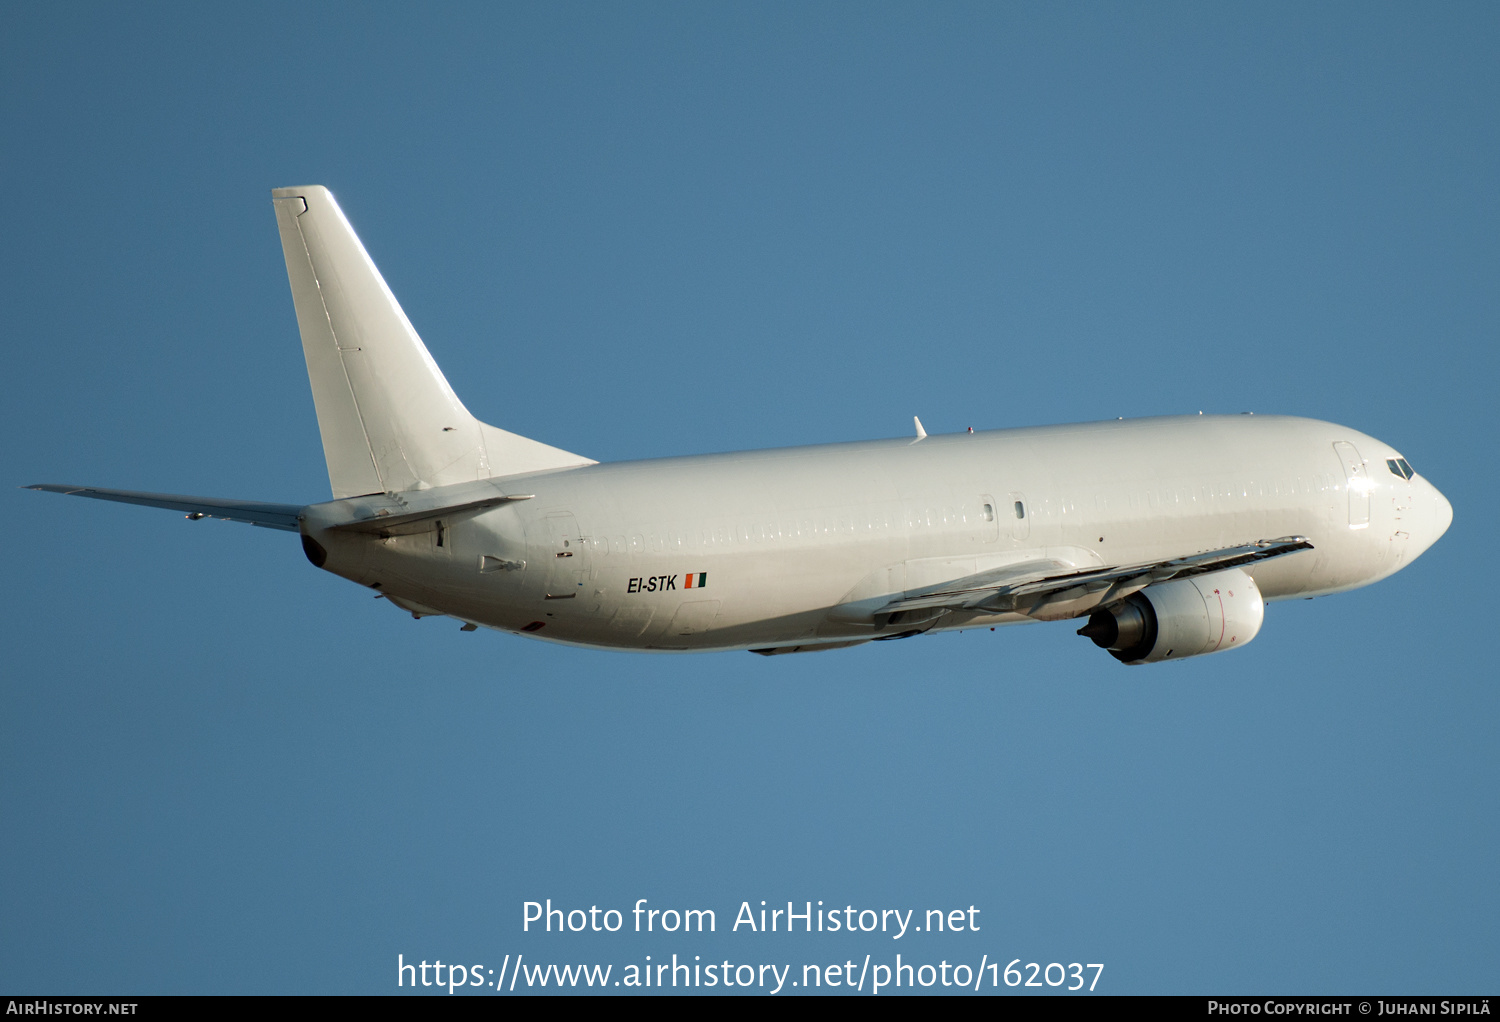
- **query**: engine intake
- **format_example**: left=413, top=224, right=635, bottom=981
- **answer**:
left=1077, top=567, right=1264, bottom=664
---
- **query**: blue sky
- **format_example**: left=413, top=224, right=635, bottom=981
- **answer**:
left=3, top=2, right=1496, bottom=994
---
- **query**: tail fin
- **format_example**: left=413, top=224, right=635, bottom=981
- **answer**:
left=271, top=185, right=593, bottom=498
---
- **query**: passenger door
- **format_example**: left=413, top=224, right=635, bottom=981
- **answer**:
left=542, top=511, right=590, bottom=599
left=1333, top=442, right=1371, bottom=528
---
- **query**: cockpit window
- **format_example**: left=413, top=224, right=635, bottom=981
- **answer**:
left=1387, top=458, right=1415, bottom=480
left=1397, top=458, right=1414, bottom=479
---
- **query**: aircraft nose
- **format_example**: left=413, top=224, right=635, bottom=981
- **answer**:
left=1431, top=483, right=1453, bottom=540
left=1412, top=477, right=1453, bottom=556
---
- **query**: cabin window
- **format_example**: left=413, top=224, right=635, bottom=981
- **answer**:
left=1014, top=500, right=1026, bottom=519
left=982, top=502, right=995, bottom=522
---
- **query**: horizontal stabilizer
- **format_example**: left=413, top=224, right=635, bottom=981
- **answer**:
left=26, top=484, right=303, bottom=531
left=327, top=493, right=532, bottom=535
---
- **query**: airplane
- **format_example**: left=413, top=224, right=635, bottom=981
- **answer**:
left=27, top=186, right=1453, bottom=664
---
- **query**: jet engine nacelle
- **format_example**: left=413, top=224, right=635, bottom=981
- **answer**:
left=1077, top=567, right=1264, bottom=664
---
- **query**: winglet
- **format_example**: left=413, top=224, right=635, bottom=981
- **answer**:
left=913, top=416, right=927, bottom=439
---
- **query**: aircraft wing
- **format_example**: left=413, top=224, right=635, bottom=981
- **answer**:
left=880, top=536, right=1313, bottom=623
left=26, top=484, right=304, bottom=532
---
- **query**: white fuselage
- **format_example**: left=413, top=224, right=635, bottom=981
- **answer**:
left=32, top=188, right=1454, bottom=660
left=302, top=414, right=1451, bottom=652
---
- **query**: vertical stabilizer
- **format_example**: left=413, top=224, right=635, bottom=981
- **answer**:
left=271, top=185, right=593, bottom=498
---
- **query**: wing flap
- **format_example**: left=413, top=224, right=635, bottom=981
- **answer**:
left=26, top=484, right=304, bottom=531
